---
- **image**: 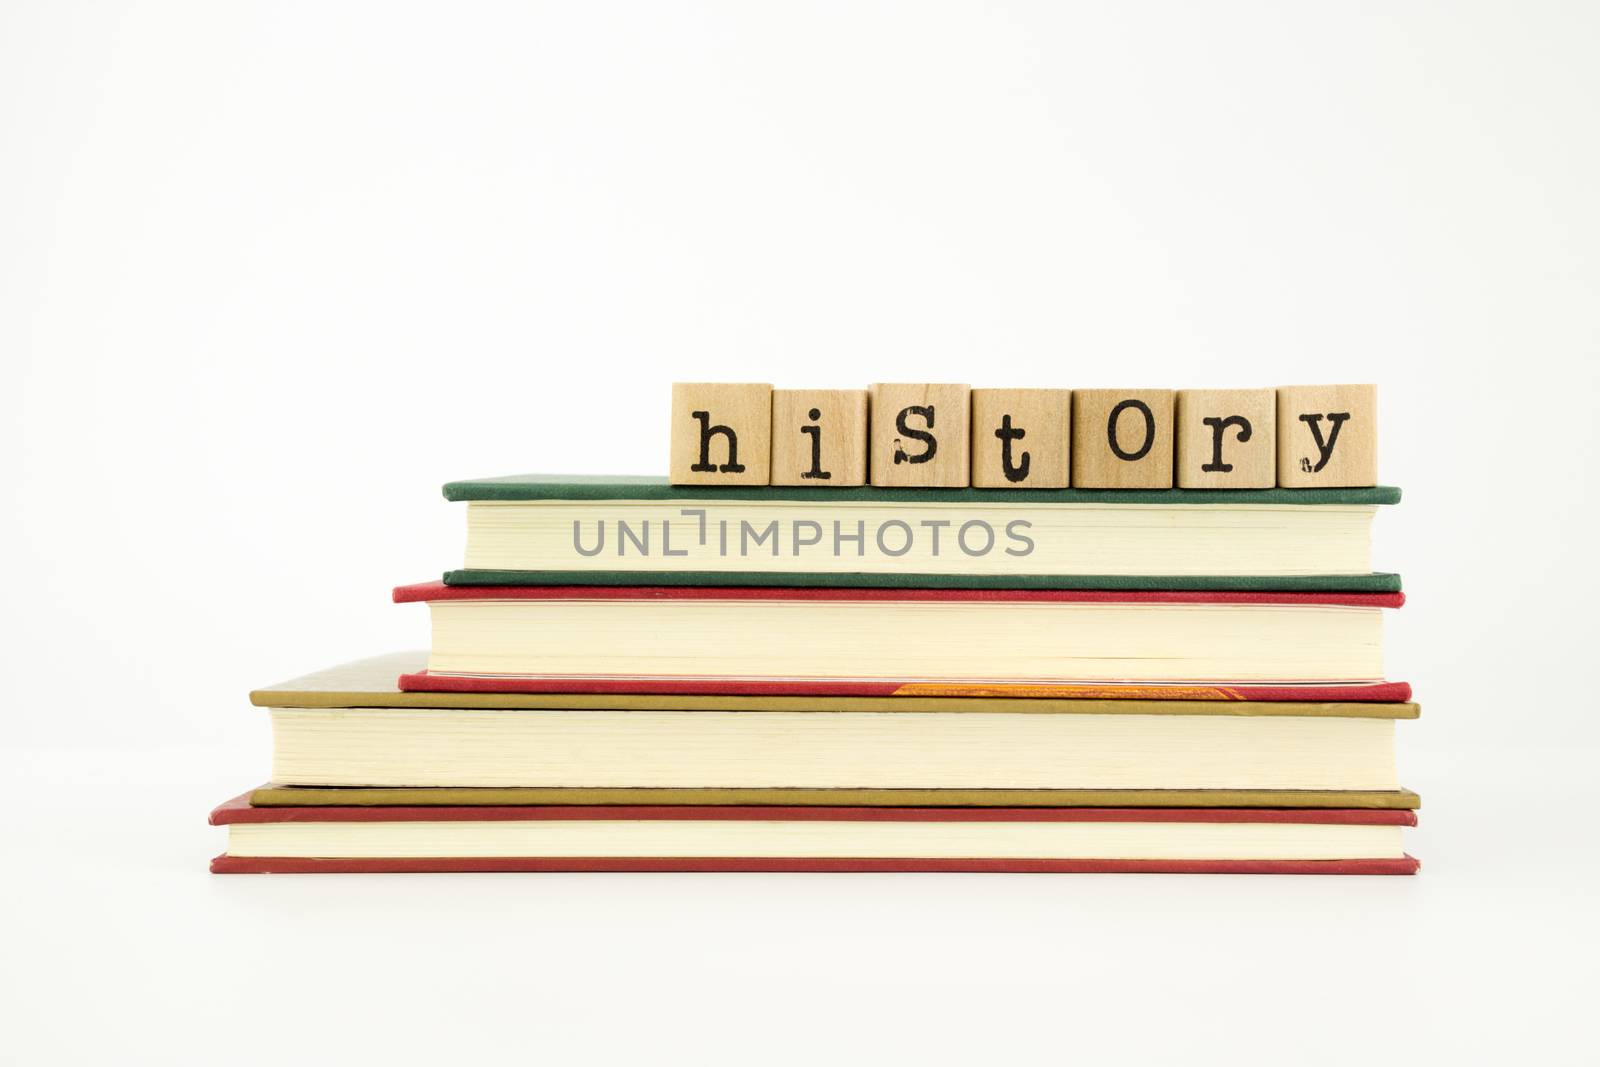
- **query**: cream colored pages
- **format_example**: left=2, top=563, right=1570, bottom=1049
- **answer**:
left=228, top=819, right=1406, bottom=861
left=269, top=708, right=1398, bottom=789
left=425, top=599, right=1385, bottom=682
left=465, top=500, right=1377, bottom=576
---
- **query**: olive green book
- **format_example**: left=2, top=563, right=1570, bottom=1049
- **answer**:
left=248, top=655, right=1419, bottom=810
left=249, top=785, right=1421, bottom=810
left=251, top=654, right=1421, bottom=718
left=438, top=474, right=1402, bottom=591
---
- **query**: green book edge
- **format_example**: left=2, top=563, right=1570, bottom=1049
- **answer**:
left=442, top=569, right=1403, bottom=592
left=442, top=473, right=1402, bottom=506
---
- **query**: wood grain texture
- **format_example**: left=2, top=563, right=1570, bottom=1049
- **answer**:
left=971, top=388, right=1071, bottom=488
left=1177, top=388, right=1276, bottom=488
left=669, top=382, right=772, bottom=485
left=1276, top=384, right=1378, bottom=487
left=1070, top=389, right=1176, bottom=488
left=868, top=383, right=971, bottom=486
left=771, top=389, right=868, bottom=486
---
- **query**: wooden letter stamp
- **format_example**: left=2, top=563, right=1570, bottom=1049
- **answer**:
left=868, top=383, right=971, bottom=487
left=771, top=389, right=868, bottom=486
left=1177, top=389, right=1276, bottom=488
left=669, top=382, right=773, bottom=485
left=1276, top=384, right=1377, bottom=487
left=1070, top=389, right=1176, bottom=488
left=971, top=389, right=1070, bottom=488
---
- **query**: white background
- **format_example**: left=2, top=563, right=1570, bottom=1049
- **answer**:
left=5, top=2, right=1598, bottom=1063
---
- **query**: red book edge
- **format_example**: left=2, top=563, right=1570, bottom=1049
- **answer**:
left=392, top=580, right=1405, bottom=609
left=211, top=855, right=1420, bottom=875
left=208, top=793, right=1418, bottom=827
left=395, top=671, right=1414, bottom=703
left=209, top=794, right=1419, bottom=875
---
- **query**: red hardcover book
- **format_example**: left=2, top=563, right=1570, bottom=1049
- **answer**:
left=393, top=582, right=1411, bottom=701
left=209, top=794, right=1420, bottom=875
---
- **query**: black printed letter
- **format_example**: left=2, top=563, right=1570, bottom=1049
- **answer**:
left=800, top=407, right=831, bottom=480
left=994, top=415, right=1030, bottom=482
left=893, top=405, right=937, bottom=465
left=1298, top=412, right=1350, bottom=473
left=1107, top=400, right=1155, bottom=462
left=691, top=411, right=744, bottom=473
left=1201, top=415, right=1252, bottom=472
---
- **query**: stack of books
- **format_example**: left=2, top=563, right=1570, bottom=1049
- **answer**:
left=211, top=469, right=1418, bottom=875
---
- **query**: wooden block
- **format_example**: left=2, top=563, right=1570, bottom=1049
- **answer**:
left=770, top=389, right=868, bottom=486
left=669, top=382, right=772, bottom=485
left=867, top=383, right=971, bottom=487
left=1276, top=384, right=1377, bottom=487
left=1176, top=389, right=1276, bottom=488
left=970, top=389, right=1071, bottom=488
left=1070, top=389, right=1176, bottom=488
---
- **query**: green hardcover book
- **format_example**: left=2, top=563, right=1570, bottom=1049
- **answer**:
left=438, top=474, right=1402, bottom=591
